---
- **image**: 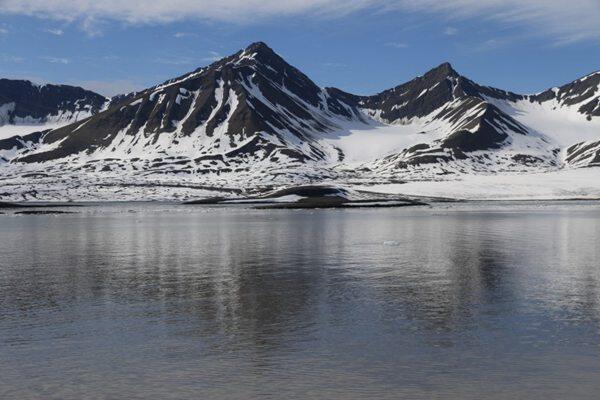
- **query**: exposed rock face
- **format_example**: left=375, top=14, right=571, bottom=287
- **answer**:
left=0, top=130, right=47, bottom=162
left=0, top=79, right=107, bottom=124
left=531, top=72, right=600, bottom=118
left=566, top=140, right=600, bottom=167
left=352, top=62, right=521, bottom=123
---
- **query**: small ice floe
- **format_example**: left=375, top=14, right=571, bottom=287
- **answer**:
left=383, top=240, right=400, bottom=246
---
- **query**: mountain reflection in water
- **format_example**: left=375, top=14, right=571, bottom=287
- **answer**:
left=1, top=203, right=600, bottom=399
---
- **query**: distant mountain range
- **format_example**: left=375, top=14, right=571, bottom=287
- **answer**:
left=0, top=79, right=108, bottom=163
left=0, top=42, right=598, bottom=200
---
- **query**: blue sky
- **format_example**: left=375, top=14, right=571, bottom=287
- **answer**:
left=0, top=0, right=598, bottom=97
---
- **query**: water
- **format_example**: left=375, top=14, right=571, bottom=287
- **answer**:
left=1, top=202, right=600, bottom=399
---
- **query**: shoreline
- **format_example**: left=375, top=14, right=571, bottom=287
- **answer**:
left=3, top=197, right=600, bottom=209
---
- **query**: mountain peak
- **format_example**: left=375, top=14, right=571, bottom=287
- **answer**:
left=225, top=41, right=285, bottom=70
left=245, top=41, right=273, bottom=53
left=426, top=62, right=459, bottom=78
left=239, top=41, right=281, bottom=62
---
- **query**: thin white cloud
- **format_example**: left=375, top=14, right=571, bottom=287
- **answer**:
left=44, top=28, right=63, bottom=35
left=444, top=27, right=458, bottom=36
left=0, top=0, right=598, bottom=43
left=202, top=51, right=222, bottom=62
left=386, top=42, right=408, bottom=48
left=154, top=57, right=193, bottom=65
left=40, top=56, right=69, bottom=64
left=81, top=17, right=104, bottom=37
left=0, top=27, right=8, bottom=35
left=174, top=32, right=196, bottom=38
left=390, top=0, right=600, bottom=45
left=0, top=53, right=23, bottom=63
left=323, top=62, right=347, bottom=68
left=154, top=51, right=222, bottom=66
left=472, top=37, right=513, bottom=52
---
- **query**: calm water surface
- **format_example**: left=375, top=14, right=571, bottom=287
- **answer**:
left=1, top=202, right=600, bottom=399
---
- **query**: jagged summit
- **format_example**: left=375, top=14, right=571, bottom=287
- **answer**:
left=213, top=41, right=283, bottom=68
left=425, top=62, right=460, bottom=79
left=354, top=61, right=470, bottom=122
left=236, top=42, right=291, bottom=69
left=243, top=41, right=276, bottom=55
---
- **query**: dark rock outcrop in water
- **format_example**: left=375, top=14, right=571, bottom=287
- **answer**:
left=14, top=210, right=76, bottom=215
left=186, top=185, right=428, bottom=209
left=0, top=201, right=22, bottom=208
left=0, top=201, right=81, bottom=210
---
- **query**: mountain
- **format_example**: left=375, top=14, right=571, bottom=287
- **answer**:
left=0, top=79, right=107, bottom=133
left=0, top=79, right=108, bottom=162
left=337, top=62, right=548, bottom=174
left=0, top=42, right=598, bottom=200
left=15, top=42, right=358, bottom=167
left=531, top=71, right=600, bottom=119
left=343, top=65, right=599, bottom=176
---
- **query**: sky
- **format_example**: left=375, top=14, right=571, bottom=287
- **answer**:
left=0, top=0, right=598, bottom=97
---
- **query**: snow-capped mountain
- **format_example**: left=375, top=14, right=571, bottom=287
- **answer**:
left=0, top=79, right=108, bottom=134
left=15, top=42, right=358, bottom=166
left=334, top=63, right=552, bottom=175
left=531, top=71, right=600, bottom=119
left=0, top=79, right=108, bottom=162
left=336, top=63, right=599, bottom=177
left=0, top=42, right=598, bottom=200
